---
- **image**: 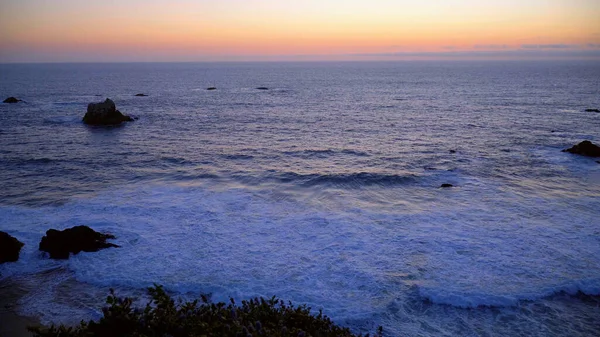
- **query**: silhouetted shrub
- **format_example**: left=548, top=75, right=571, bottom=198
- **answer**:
left=29, top=285, right=383, bottom=337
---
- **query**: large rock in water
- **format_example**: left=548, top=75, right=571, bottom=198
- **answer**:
left=562, top=141, right=600, bottom=157
left=83, top=98, right=133, bottom=125
left=0, top=231, right=24, bottom=263
left=39, top=225, right=119, bottom=259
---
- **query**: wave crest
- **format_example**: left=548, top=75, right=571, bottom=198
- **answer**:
left=418, top=279, right=600, bottom=308
left=275, top=171, right=416, bottom=187
left=283, top=149, right=370, bottom=158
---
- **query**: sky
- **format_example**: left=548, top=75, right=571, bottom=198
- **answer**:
left=1, top=0, right=599, bottom=62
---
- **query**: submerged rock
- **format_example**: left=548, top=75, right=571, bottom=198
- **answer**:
left=83, top=98, right=134, bottom=125
left=3, top=96, right=21, bottom=103
left=39, top=225, right=119, bottom=259
left=0, top=231, right=24, bottom=263
left=584, top=108, right=599, bottom=113
left=134, top=93, right=148, bottom=97
left=562, top=140, right=600, bottom=157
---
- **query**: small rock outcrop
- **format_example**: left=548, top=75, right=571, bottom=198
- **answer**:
left=3, top=97, right=21, bottom=103
left=440, top=184, right=453, bottom=188
left=0, top=231, right=24, bottom=263
left=134, top=93, right=148, bottom=97
left=584, top=108, right=599, bottom=113
left=82, top=98, right=134, bottom=125
left=207, top=87, right=217, bottom=90
left=563, top=140, right=600, bottom=157
left=39, top=225, right=119, bottom=259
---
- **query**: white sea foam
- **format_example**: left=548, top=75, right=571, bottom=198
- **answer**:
left=1, top=181, right=599, bottom=334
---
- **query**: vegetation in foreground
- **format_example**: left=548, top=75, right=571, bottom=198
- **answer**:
left=30, top=285, right=383, bottom=337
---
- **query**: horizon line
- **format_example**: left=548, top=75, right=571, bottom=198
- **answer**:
left=2, top=60, right=600, bottom=65
left=2, top=49, right=599, bottom=64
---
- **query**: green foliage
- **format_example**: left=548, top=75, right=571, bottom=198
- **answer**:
left=29, top=285, right=383, bottom=337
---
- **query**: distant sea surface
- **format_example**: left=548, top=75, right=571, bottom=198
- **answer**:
left=1, top=61, right=599, bottom=336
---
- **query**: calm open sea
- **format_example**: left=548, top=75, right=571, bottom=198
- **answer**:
left=1, top=61, right=599, bottom=336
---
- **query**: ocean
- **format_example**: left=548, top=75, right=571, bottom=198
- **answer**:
left=0, top=61, right=599, bottom=336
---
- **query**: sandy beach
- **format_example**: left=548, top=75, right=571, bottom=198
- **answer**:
left=0, top=278, right=40, bottom=337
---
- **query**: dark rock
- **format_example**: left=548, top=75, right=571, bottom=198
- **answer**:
left=256, top=87, right=269, bottom=90
left=134, top=93, right=148, bottom=97
left=584, top=108, right=600, bottom=112
left=562, top=140, right=600, bottom=157
left=3, top=97, right=21, bottom=103
left=39, top=225, right=118, bottom=259
left=207, top=87, right=217, bottom=90
left=0, top=231, right=24, bottom=263
left=440, top=184, right=453, bottom=188
left=83, top=98, right=133, bottom=125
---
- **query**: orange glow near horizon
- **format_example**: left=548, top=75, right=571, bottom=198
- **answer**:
left=1, top=0, right=599, bottom=62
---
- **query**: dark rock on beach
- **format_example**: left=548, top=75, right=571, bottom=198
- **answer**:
left=440, top=184, right=453, bottom=188
left=134, top=93, right=148, bottom=97
left=3, top=97, right=21, bottom=103
left=0, top=231, right=24, bottom=263
left=39, top=225, right=119, bottom=259
left=584, top=108, right=599, bottom=112
left=83, top=98, right=133, bottom=125
left=562, top=140, right=600, bottom=157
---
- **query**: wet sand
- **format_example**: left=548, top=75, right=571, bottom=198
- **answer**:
left=0, top=279, right=41, bottom=337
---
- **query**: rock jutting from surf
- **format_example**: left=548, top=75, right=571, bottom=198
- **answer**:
left=82, top=98, right=134, bottom=125
left=562, top=140, right=600, bottom=157
left=3, top=96, right=21, bottom=103
left=0, top=231, right=24, bottom=263
left=39, top=225, right=119, bottom=259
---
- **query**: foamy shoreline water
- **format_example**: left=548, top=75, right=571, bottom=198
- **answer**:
left=2, top=178, right=599, bottom=335
left=3, top=260, right=600, bottom=336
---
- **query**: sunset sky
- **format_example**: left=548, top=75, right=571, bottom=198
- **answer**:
left=1, top=0, right=599, bottom=62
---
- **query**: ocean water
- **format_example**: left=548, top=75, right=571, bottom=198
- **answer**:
left=0, top=61, right=599, bottom=336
